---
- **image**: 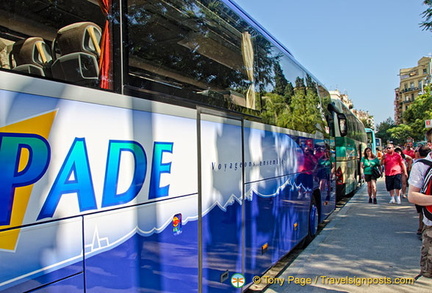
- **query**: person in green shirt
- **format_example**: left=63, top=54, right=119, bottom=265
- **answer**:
left=360, top=147, right=381, bottom=204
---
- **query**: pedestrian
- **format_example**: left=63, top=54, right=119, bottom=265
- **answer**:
left=381, top=143, right=408, bottom=204
left=404, top=143, right=416, bottom=159
left=360, top=147, right=380, bottom=204
left=394, top=147, right=413, bottom=198
left=376, top=147, right=383, bottom=162
left=412, top=144, right=432, bottom=237
left=408, top=129, right=432, bottom=278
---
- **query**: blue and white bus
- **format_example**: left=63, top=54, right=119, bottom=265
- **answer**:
left=1, top=1, right=344, bottom=292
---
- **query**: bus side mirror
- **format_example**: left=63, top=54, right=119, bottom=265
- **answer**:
left=338, top=114, right=347, bottom=137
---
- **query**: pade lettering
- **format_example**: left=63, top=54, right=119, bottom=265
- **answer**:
left=0, top=133, right=173, bottom=225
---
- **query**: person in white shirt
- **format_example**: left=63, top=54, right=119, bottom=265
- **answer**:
left=408, top=129, right=432, bottom=278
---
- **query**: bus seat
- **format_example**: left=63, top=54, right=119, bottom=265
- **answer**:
left=51, top=52, right=99, bottom=84
left=9, top=37, right=52, bottom=77
left=51, top=22, right=101, bottom=86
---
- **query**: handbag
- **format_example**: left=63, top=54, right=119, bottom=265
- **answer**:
left=372, top=166, right=381, bottom=178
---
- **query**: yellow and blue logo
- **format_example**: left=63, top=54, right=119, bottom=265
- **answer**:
left=1, top=110, right=176, bottom=252
left=0, top=111, right=56, bottom=251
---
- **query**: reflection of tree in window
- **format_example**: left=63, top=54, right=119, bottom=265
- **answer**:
left=261, top=67, right=325, bottom=133
left=126, top=0, right=249, bottom=93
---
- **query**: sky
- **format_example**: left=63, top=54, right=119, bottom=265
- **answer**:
left=233, top=0, right=432, bottom=126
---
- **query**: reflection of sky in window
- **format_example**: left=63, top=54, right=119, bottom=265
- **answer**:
left=278, top=53, right=305, bottom=85
left=190, top=2, right=204, bottom=18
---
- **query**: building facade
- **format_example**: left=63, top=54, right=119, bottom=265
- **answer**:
left=394, top=56, right=432, bottom=124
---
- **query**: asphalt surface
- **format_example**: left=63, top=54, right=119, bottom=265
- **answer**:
left=257, top=178, right=432, bottom=292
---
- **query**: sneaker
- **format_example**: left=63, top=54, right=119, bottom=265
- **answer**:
left=389, top=197, right=395, bottom=204
left=368, top=197, right=372, bottom=203
left=373, top=198, right=377, bottom=204
left=396, top=196, right=401, bottom=205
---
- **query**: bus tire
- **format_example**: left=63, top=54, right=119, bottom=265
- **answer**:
left=303, top=194, right=319, bottom=247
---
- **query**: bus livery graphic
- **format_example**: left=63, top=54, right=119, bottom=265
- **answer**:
left=0, top=0, right=363, bottom=291
left=0, top=111, right=56, bottom=251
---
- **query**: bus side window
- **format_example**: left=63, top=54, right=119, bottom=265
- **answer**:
left=51, top=22, right=101, bottom=87
left=338, top=113, right=348, bottom=137
left=9, top=37, right=53, bottom=77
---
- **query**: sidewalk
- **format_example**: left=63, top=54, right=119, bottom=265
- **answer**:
left=262, top=178, right=432, bottom=292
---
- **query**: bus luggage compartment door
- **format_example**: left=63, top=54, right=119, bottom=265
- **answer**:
left=198, top=109, right=244, bottom=292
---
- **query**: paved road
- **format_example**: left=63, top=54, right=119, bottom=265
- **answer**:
left=258, top=178, right=432, bottom=292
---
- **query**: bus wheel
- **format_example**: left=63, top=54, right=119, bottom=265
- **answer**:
left=303, top=195, right=319, bottom=247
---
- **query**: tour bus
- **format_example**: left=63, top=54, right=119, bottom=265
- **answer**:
left=365, top=128, right=377, bottom=155
left=0, top=0, right=348, bottom=292
left=376, top=137, right=383, bottom=150
left=328, top=99, right=367, bottom=200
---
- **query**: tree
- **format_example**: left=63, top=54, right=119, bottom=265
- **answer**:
left=360, top=117, right=373, bottom=129
left=261, top=76, right=324, bottom=133
left=402, top=85, right=432, bottom=140
left=273, top=63, right=288, bottom=96
left=375, top=117, right=396, bottom=145
left=421, top=0, right=432, bottom=31
left=261, top=93, right=290, bottom=126
left=286, top=85, right=321, bottom=133
left=387, top=124, right=414, bottom=145
left=387, top=86, right=432, bottom=144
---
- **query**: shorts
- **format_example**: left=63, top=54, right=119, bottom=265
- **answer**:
left=416, top=204, right=423, bottom=213
left=385, top=174, right=402, bottom=191
left=364, top=174, right=376, bottom=182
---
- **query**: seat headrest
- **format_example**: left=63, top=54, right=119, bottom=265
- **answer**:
left=53, top=22, right=102, bottom=57
left=10, top=37, right=52, bottom=67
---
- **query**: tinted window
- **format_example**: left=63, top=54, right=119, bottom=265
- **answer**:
left=0, top=0, right=111, bottom=89
left=125, top=0, right=258, bottom=109
left=257, top=43, right=328, bottom=133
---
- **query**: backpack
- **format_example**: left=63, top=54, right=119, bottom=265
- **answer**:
left=416, top=159, right=432, bottom=221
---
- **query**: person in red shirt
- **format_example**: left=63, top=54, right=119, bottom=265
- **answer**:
left=381, top=143, right=408, bottom=204
left=403, top=144, right=416, bottom=160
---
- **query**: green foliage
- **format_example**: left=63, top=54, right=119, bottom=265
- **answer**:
left=402, top=86, right=432, bottom=141
left=421, top=0, right=432, bottom=31
left=376, top=87, right=432, bottom=145
left=387, top=124, right=414, bottom=145
left=273, top=63, right=288, bottom=96
left=261, top=76, right=324, bottom=134
left=376, top=117, right=396, bottom=145
left=261, top=93, right=290, bottom=126
left=360, top=118, right=373, bottom=129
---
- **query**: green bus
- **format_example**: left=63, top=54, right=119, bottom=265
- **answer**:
left=328, top=98, right=367, bottom=200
